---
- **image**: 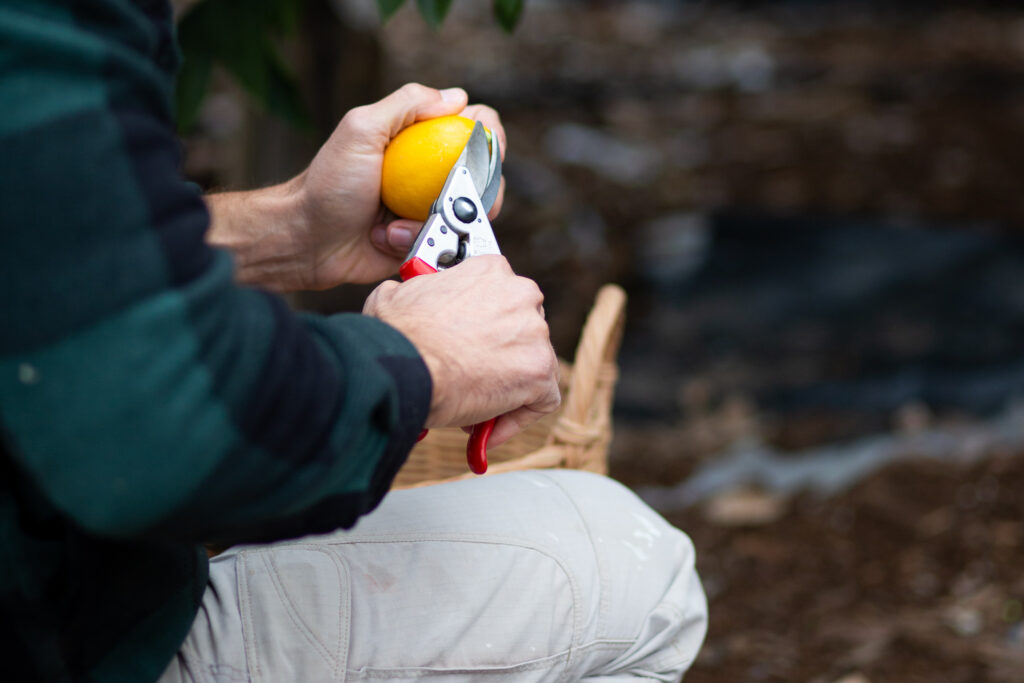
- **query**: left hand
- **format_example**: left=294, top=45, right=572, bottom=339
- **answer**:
left=208, top=83, right=507, bottom=291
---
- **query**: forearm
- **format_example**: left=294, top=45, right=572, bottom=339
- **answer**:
left=205, top=175, right=313, bottom=292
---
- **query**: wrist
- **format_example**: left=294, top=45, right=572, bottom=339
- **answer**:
left=205, top=175, right=311, bottom=291
left=414, top=345, right=448, bottom=429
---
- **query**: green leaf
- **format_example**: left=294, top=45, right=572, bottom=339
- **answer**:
left=175, top=52, right=213, bottom=133
left=256, top=46, right=314, bottom=129
left=416, top=0, right=452, bottom=29
left=377, top=0, right=406, bottom=21
left=493, top=0, right=524, bottom=32
left=215, top=35, right=312, bottom=130
left=272, top=0, right=306, bottom=34
left=176, top=0, right=312, bottom=131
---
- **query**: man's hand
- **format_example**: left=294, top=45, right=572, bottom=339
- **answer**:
left=206, top=83, right=507, bottom=292
left=362, top=256, right=560, bottom=446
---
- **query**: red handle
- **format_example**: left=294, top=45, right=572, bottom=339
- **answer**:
left=399, top=257, right=438, bottom=281
left=400, top=256, right=489, bottom=474
left=467, top=418, right=495, bottom=474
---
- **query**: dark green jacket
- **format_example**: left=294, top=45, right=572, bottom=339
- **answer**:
left=0, top=1, right=431, bottom=680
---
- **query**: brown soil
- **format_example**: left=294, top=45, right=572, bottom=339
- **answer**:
left=609, top=452, right=1024, bottom=682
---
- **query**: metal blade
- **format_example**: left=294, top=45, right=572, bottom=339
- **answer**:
left=479, top=134, right=502, bottom=213
left=462, top=121, right=491, bottom=200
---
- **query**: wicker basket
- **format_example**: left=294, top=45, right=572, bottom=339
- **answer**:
left=391, top=284, right=627, bottom=490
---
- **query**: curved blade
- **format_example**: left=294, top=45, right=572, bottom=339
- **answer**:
left=479, top=134, right=502, bottom=213
left=462, top=122, right=491, bottom=200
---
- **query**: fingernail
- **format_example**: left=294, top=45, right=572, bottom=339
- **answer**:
left=440, top=87, right=465, bottom=102
left=389, top=226, right=415, bottom=249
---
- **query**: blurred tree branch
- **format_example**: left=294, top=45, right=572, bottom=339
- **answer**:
left=173, top=0, right=526, bottom=133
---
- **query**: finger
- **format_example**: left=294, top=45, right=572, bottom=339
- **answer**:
left=487, top=366, right=561, bottom=447
left=412, top=86, right=469, bottom=124
left=385, top=84, right=468, bottom=135
left=369, top=221, right=415, bottom=259
left=486, top=176, right=505, bottom=220
left=370, top=224, right=391, bottom=252
left=486, top=405, right=548, bottom=447
left=461, top=104, right=507, bottom=159
left=384, top=219, right=421, bottom=253
left=343, top=83, right=469, bottom=149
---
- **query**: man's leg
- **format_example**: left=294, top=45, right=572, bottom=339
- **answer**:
left=160, top=470, right=707, bottom=682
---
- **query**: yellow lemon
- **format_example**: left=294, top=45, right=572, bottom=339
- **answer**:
left=381, top=115, right=484, bottom=221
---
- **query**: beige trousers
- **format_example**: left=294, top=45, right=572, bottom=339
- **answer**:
left=159, top=470, right=707, bottom=682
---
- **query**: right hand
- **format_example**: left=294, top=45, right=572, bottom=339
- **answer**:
left=362, top=255, right=561, bottom=446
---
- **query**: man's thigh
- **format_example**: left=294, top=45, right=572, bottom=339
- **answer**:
left=161, top=470, right=707, bottom=682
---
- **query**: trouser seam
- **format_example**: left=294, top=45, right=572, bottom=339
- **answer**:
left=260, top=551, right=337, bottom=668
left=236, top=556, right=260, bottom=682
left=344, top=640, right=636, bottom=680
left=533, top=470, right=610, bottom=667
left=345, top=649, right=571, bottom=678
left=291, top=536, right=580, bottom=680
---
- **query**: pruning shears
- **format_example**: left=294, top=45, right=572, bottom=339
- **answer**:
left=398, top=121, right=503, bottom=475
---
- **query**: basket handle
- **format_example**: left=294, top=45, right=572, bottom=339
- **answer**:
left=550, top=284, right=627, bottom=452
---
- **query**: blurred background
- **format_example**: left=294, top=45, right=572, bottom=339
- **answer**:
left=177, top=1, right=1024, bottom=680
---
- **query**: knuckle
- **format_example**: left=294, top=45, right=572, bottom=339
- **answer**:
left=546, top=387, right=562, bottom=412
left=511, top=273, right=533, bottom=291
left=373, top=281, right=397, bottom=302
left=547, top=354, right=560, bottom=382
left=537, top=316, right=553, bottom=339
left=533, top=386, right=561, bottom=416
left=340, top=106, right=373, bottom=135
left=475, top=104, right=499, bottom=121
left=490, top=255, right=513, bottom=274
left=527, top=345, right=558, bottom=382
left=362, top=293, right=380, bottom=315
left=517, top=277, right=543, bottom=305
left=400, top=82, right=426, bottom=95
left=398, top=82, right=429, bottom=102
left=521, top=314, right=548, bottom=341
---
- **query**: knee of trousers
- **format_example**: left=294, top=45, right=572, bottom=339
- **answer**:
left=192, top=471, right=707, bottom=682
left=529, top=470, right=708, bottom=678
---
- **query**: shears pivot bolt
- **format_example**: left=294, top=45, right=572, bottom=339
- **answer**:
left=453, top=197, right=478, bottom=223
